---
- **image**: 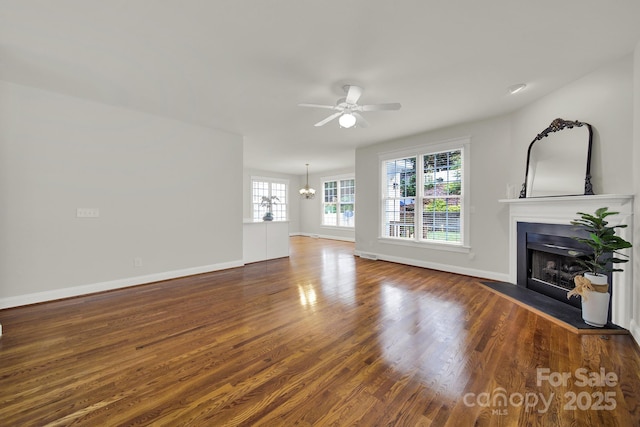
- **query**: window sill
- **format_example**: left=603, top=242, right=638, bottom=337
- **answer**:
left=378, top=237, right=470, bottom=253
left=244, top=219, right=290, bottom=224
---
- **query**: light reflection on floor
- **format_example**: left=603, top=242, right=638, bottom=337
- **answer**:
left=317, top=247, right=356, bottom=306
left=378, top=282, right=469, bottom=398
left=292, top=239, right=469, bottom=400
left=297, top=283, right=317, bottom=309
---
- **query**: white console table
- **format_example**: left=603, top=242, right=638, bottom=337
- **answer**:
left=243, top=220, right=290, bottom=263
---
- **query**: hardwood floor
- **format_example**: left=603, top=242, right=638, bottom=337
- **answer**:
left=1, top=236, right=639, bottom=426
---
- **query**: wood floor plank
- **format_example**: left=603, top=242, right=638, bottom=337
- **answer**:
left=1, top=236, right=640, bottom=426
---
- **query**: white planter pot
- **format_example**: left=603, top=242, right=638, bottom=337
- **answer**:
left=581, top=273, right=610, bottom=327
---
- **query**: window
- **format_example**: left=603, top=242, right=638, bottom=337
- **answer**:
left=251, top=177, right=288, bottom=221
left=380, top=139, right=468, bottom=246
left=322, top=176, right=355, bottom=228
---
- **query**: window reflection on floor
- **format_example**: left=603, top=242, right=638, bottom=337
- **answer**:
left=378, top=282, right=469, bottom=398
left=318, top=248, right=356, bottom=306
left=297, top=283, right=317, bottom=309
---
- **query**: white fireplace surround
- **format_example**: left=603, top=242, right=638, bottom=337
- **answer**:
left=499, top=194, right=634, bottom=329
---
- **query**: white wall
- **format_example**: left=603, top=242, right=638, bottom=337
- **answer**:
left=510, top=55, right=634, bottom=196
left=0, top=82, right=244, bottom=308
left=355, top=54, right=635, bottom=283
left=632, top=42, right=640, bottom=341
left=356, top=115, right=512, bottom=280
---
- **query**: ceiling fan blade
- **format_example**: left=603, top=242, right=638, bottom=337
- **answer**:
left=360, top=102, right=402, bottom=111
left=314, top=112, right=342, bottom=127
left=353, top=112, right=370, bottom=128
left=345, top=85, right=363, bottom=105
left=298, top=103, right=339, bottom=110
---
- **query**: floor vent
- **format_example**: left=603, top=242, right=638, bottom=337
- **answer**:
left=359, top=253, right=378, bottom=260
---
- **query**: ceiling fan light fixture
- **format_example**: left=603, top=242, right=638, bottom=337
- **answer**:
left=299, top=163, right=316, bottom=199
left=299, top=85, right=401, bottom=127
left=339, top=112, right=356, bottom=128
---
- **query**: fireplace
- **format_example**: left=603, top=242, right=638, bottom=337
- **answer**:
left=516, top=222, right=612, bottom=318
left=500, top=194, right=633, bottom=329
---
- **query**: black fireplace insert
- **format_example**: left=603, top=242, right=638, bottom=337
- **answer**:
left=517, top=222, right=613, bottom=317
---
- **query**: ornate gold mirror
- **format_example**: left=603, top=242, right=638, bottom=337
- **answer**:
left=519, top=118, right=594, bottom=198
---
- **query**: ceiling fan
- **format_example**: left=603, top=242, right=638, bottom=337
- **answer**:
left=299, top=85, right=401, bottom=128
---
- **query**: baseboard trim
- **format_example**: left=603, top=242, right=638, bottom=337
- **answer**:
left=0, top=260, right=244, bottom=309
left=354, top=250, right=510, bottom=282
left=296, top=232, right=355, bottom=243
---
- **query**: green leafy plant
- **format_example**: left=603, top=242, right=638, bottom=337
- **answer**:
left=570, top=207, right=632, bottom=275
left=260, top=195, right=279, bottom=213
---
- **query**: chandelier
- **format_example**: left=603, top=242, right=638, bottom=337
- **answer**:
left=299, top=163, right=316, bottom=199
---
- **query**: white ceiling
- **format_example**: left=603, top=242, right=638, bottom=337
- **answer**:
left=2, top=1, right=640, bottom=175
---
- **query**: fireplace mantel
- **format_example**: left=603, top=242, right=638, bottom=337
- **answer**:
left=499, top=194, right=634, bottom=328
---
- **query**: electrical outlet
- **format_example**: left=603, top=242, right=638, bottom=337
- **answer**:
left=134, top=257, right=143, bottom=268
left=77, top=208, right=100, bottom=218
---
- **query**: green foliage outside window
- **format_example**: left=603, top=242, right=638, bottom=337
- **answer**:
left=424, top=199, right=461, bottom=212
left=401, top=173, right=416, bottom=197
left=445, top=181, right=461, bottom=195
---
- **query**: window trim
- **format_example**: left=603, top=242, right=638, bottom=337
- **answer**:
left=250, top=176, right=289, bottom=221
left=378, top=137, right=470, bottom=249
left=321, top=173, right=355, bottom=228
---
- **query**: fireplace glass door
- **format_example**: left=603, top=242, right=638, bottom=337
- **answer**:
left=530, top=249, right=585, bottom=291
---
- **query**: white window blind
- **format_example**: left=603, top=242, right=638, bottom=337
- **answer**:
left=380, top=140, right=467, bottom=246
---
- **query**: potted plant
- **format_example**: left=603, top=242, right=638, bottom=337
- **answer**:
left=260, top=195, right=279, bottom=221
left=567, top=207, right=632, bottom=327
